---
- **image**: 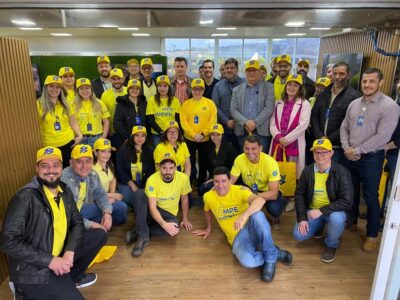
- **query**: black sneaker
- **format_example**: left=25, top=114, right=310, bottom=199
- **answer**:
left=261, top=262, right=276, bottom=282
left=313, top=228, right=324, bottom=239
left=320, top=247, right=336, bottom=263
left=76, top=273, right=97, bottom=289
left=131, top=239, right=150, bottom=257
left=275, top=245, right=293, bottom=265
left=125, top=230, right=138, bottom=245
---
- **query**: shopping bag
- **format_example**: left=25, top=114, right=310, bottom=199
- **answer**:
left=272, top=145, right=296, bottom=197
left=88, top=245, right=117, bottom=268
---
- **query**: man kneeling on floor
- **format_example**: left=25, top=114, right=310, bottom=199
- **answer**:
left=293, top=139, right=353, bottom=263
left=0, top=147, right=107, bottom=299
left=193, top=167, right=292, bottom=282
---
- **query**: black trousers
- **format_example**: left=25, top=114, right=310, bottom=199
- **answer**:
left=15, top=228, right=107, bottom=300
left=58, top=140, right=75, bottom=169
left=186, top=139, right=208, bottom=185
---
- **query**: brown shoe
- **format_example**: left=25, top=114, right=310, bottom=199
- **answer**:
left=320, top=247, right=336, bottom=263
left=272, top=217, right=280, bottom=230
left=362, top=237, right=377, bottom=253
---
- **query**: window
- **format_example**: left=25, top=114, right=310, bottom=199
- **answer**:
left=243, top=39, right=268, bottom=68
left=165, top=38, right=190, bottom=76
left=190, top=39, right=215, bottom=76
left=271, top=38, right=295, bottom=61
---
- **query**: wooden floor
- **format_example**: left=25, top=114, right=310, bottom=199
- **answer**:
left=0, top=206, right=379, bottom=300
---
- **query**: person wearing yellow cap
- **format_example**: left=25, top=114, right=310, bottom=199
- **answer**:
left=91, top=55, right=112, bottom=99
left=59, top=66, right=76, bottom=105
left=296, top=59, right=315, bottom=99
left=100, top=68, right=128, bottom=148
left=62, top=144, right=128, bottom=231
left=114, top=79, right=147, bottom=145
left=308, top=77, right=331, bottom=108
left=124, top=58, right=142, bottom=86
left=231, top=59, right=275, bottom=153
left=140, top=57, right=157, bottom=100
left=36, top=75, right=83, bottom=168
left=268, top=54, right=292, bottom=101
left=154, top=121, right=191, bottom=177
left=170, top=57, right=192, bottom=104
left=73, top=78, right=110, bottom=147
left=146, top=75, right=181, bottom=145
left=0, top=146, right=107, bottom=297
left=180, top=78, right=217, bottom=186
left=293, top=138, right=353, bottom=263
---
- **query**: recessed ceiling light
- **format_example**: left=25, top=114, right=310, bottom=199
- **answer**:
left=216, top=27, right=237, bottom=30
left=19, top=27, right=42, bottom=30
left=11, top=19, right=36, bottom=26
left=132, top=33, right=150, bottom=37
left=285, top=21, right=305, bottom=27
left=118, top=27, right=139, bottom=31
left=287, top=33, right=306, bottom=36
left=310, top=27, right=331, bottom=30
left=211, top=33, right=228, bottom=37
left=99, top=24, right=118, bottom=28
left=200, top=20, right=213, bottom=25
left=342, top=28, right=352, bottom=33
left=51, top=33, right=72, bottom=37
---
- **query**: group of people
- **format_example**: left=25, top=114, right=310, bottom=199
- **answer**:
left=1, top=52, right=400, bottom=299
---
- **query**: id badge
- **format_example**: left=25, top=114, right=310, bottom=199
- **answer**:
left=194, top=115, right=199, bottom=124
left=324, top=108, right=330, bottom=118
left=135, top=172, right=141, bottom=182
left=251, top=183, right=259, bottom=193
left=135, top=116, right=141, bottom=125
left=54, top=121, right=61, bottom=131
left=357, top=115, right=364, bottom=127
left=87, top=123, right=92, bottom=132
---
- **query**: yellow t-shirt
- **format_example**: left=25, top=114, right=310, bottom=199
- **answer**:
left=145, top=171, right=192, bottom=216
left=154, top=142, right=190, bottom=172
left=74, top=100, right=110, bottom=135
left=146, top=96, right=181, bottom=134
left=204, top=185, right=253, bottom=245
left=43, top=185, right=67, bottom=256
left=180, top=97, right=217, bottom=141
left=93, top=162, right=114, bottom=192
left=231, top=153, right=280, bottom=192
left=100, top=87, right=128, bottom=133
left=76, top=181, right=87, bottom=211
left=37, top=100, right=75, bottom=147
left=143, top=81, right=157, bottom=100
left=130, top=152, right=143, bottom=182
left=65, top=89, right=76, bottom=107
left=273, top=76, right=287, bottom=101
left=311, top=172, right=330, bottom=209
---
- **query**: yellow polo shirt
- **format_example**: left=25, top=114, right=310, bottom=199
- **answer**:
left=65, top=89, right=76, bottom=107
left=76, top=182, right=87, bottom=211
left=146, top=96, right=181, bottom=134
left=143, top=81, right=157, bottom=100
left=311, top=172, right=330, bottom=209
left=204, top=185, right=253, bottom=245
left=100, top=87, right=128, bottom=133
left=130, top=152, right=143, bottom=182
left=74, top=100, right=110, bottom=135
left=273, top=76, right=287, bottom=101
left=43, top=185, right=67, bottom=256
left=93, top=162, right=114, bottom=192
left=231, top=153, right=280, bottom=192
left=154, top=142, right=190, bottom=172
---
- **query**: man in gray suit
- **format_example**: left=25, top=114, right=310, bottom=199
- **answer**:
left=230, top=59, right=275, bottom=152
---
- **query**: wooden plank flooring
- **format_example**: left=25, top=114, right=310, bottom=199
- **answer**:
left=0, top=206, right=378, bottom=299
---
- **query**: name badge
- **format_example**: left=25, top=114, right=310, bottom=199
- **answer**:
left=87, top=123, right=92, bottom=132
left=251, top=184, right=259, bottom=193
left=357, top=115, right=364, bottom=127
left=135, top=116, right=141, bottom=125
left=324, top=108, right=330, bottom=118
left=194, top=115, right=199, bottom=124
left=54, top=121, right=61, bottom=131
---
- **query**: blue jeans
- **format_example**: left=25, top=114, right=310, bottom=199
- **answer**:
left=292, top=211, right=347, bottom=248
left=81, top=134, right=102, bottom=148
left=232, top=211, right=278, bottom=266
left=80, top=201, right=128, bottom=225
left=238, top=134, right=271, bottom=154
left=152, top=134, right=161, bottom=147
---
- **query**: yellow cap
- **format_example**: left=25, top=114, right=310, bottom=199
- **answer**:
left=297, top=59, right=310, bottom=67
left=245, top=60, right=261, bottom=70
left=310, top=138, right=333, bottom=151
left=131, top=125, right=147, bottom=136
left=93, top=138, right=114, bottom=151
left=191, top=78, right=205, bottom=89
left=141, top=58, right=153, bottom=67
left=127, top=58, right=139, bottom=66
left=159, top=152, right=177, bottom=164
left=110, top=68, right=123, bottom=78
left=260, top=65, right=267, bottom=72
left=97, top=55, right=110, bottom=64
left=277, top=54, right=292, bottom=65
left=36, top=146, right=62, bottom=163
left=210, top=124, right=224, bottom=135
left=156, top=75, right=170, bottom=86
left=127, top=79, right=141, bottom=90
left=76, top=78, right=91, bottom=89
left=286, top=74, right=303, bottom=85
left=71, top=144, right=93, bottom=159
left=44, top=75, right=62, bottom=86
left=58, top=66, right=75, bottom=77
left=166, top=121, right=179, bottom=130
left=316, top=77, right=331, bottom=88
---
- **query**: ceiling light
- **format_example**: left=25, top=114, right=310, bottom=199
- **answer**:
left=19, top=27, right=42, bottom=30
left=132, top=33, right=150, bottom=37
left=99, top=24, right=118, bottom=28
left=51, top=33, right=72, bottom=37
left=211, top=33, right=228, bottom=37
left=285, top=21, right=305, bottom=27
left=118, top=27, right=139, bottom=31
left=11, top=19, right=36, bottom=26
left=310, top=27, right=331, bottom=30
left=342, top=28, right=352, bottom=33
left=216, top=27, right=236, bottom=30
left=287, top=33, right=306, bottom=36
left=200, top=20, right=213, bottom=25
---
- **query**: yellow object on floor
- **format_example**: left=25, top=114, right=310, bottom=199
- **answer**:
left=88, top=245, right=117, bottom=268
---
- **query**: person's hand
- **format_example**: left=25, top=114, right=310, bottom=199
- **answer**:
left=71, top=135, right=83, bottom=147
left=298, top=221, right=309, bottom=237
left=90, top=221, right=107, bottom=232
left=48, top=256, right=71, bottom=276
left=227, top=119, right=235, bottom=129
left=308, top=209, right=323, bottom=220
left=234, top=214, right=248, bottom=230
left=245, top=120, right=257, bottom=132
left=194, top=134, right=204, bottom=142
left=62, top=251, right=74, bottom=268
left=112, top=193, right=123, bottom=201
left=279, top=137, right=290, bottom=147
left=101, top=213, right=112, bottom=231
left=193, top=229, right=211, bottom=239
left=162, top=222, right=180, bottom=236
left=180, top=219, right=193, bottom=231
left=129, top=183, right=138, bottom=192
left=108, top=196, right=116, bottom=204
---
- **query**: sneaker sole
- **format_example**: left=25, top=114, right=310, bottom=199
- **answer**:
left=76, top=274, right=97, bottom=289
left=131, top=240, right=150, bottom=257
left=320, top=256, right=336, bottom=263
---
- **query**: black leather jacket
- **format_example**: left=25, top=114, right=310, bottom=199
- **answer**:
left=295, top=162, right=354, bottom=224
left=0, top=177, right=84, bottom=284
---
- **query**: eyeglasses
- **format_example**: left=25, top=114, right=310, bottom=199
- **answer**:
left=313, top=151, right=330, bottom=157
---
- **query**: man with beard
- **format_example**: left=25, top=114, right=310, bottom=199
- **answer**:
left=59, top=66, right=76, bottom=105
left=268, top=54, right=292, bottom=101
left=0, top=147, right=107, bottom=299
left=296, top=59, right=315, bottom=99
left=170, top=57, right=192, bottom=104
left=140, top=57, right=157, bottom=100
left=266, top=56, right=278, bottom=81
left=212, top=58, right=245, bottom=152
left=124, top=58, right=142, bottom=86
left=219, top=63, right=226, bottom=80
left=311, top=62, right=360, bottom=162
left=92, top=55, right=112, bottom=99
left=202, top=59, right=219, bottom=99
left=341, top=68, right=400, bottom=253
left=100, top=68, right=128, bottom=148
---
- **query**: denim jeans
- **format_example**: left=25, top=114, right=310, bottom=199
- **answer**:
left=81, top=134, right=102, bottom=148
left=265, top=191, right=284, bottom=218
left=292, top=211, right=347, bottom=248
left=232, top=211, right=278, bottom=267
left=238, top=134, right=271, bottom=154
left=80, top=201, right=128, bottom=225
left=151, top=134, right=161, bottom=147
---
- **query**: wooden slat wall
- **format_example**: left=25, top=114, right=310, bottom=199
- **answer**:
left=0, top=38, right=41, bottom=283
left=318, top=29, right=400, bottom=95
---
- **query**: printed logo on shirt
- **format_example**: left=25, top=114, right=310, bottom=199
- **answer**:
left=272, top=170, right=278, bottom=176
left=148, top=186, right=154, bottom=192
left=202, top=106, right=207, bottom=110
left=218, top=206, right=240, bottom=221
